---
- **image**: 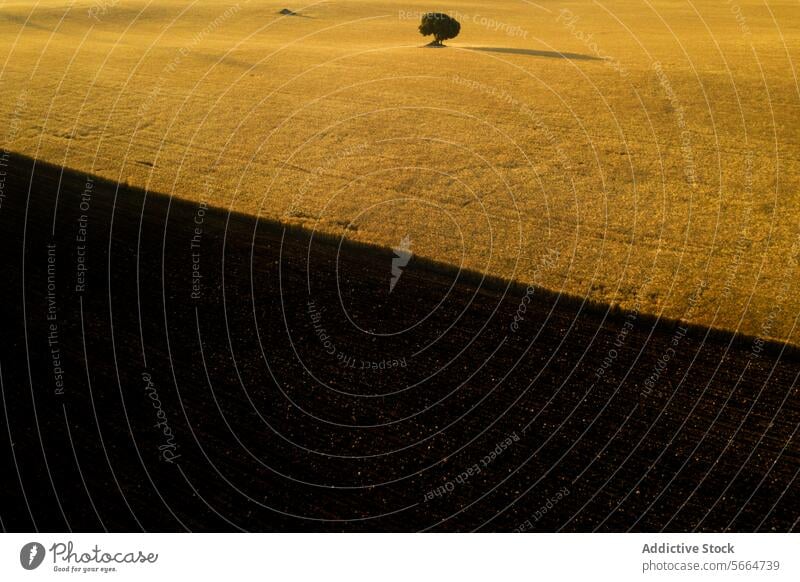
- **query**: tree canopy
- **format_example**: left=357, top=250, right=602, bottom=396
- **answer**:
left=419, top=13, right=461, bottom=46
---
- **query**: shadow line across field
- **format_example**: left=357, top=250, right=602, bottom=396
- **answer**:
left=463, top=46, right=602, bottom=60
left=1, top=151, right=798, bottom=531
left=2, top=150, right=796, bottom=360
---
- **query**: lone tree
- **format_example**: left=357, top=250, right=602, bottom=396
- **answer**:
left=419, top=13, right=460, bottom=46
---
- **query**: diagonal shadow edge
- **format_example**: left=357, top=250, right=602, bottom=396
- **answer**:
left=1, top=150, right=797, bottom=359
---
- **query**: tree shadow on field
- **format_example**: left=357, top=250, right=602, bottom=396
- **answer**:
left=278, top=8, right=312, bottom=18
left=464, top=46, right=601, bottom=61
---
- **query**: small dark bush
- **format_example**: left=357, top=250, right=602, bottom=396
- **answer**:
left=419, top=13, right=461, bottom=46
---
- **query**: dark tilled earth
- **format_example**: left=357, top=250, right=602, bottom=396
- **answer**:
left=0, top=153, right=797, bottom=532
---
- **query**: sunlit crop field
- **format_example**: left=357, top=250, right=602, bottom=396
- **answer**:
left=2, top=0, right=799, bottom=341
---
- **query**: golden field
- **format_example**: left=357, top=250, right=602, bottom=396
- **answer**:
left=1, top=0, right=799, bottom=342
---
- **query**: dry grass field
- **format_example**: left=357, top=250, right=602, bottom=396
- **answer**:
left=2, top=0, right=799, bottom=341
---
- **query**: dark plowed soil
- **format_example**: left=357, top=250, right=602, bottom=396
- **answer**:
left=0, top=153, right=797, bottom=532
